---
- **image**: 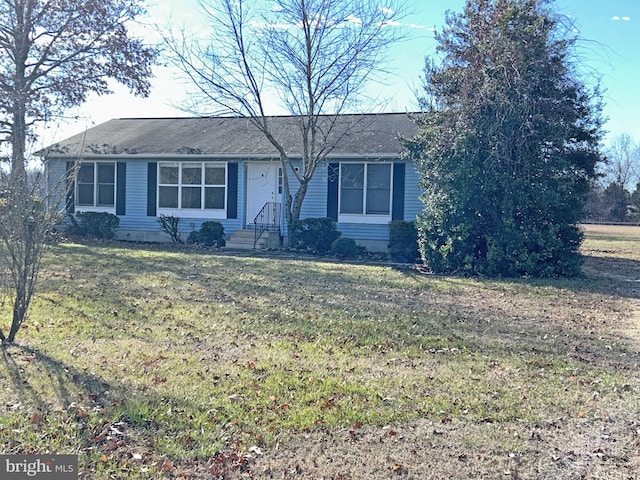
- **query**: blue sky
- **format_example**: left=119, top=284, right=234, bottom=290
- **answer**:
left=41, top=0, right=640, bottom=149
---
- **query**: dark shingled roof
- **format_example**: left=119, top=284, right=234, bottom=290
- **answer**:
left=41, top=112, right=417, bottom=158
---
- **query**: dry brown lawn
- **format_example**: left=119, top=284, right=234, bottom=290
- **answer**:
left=1, top=224, right=639, bottom=479
left=232, top=224, right=640, bottom=480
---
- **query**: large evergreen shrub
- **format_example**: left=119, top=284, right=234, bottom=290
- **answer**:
left=406, top=0, right=604, bottom=277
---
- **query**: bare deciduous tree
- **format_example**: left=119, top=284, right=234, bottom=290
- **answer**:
left=597, top=133, right=640, bottom=222
left=0, top=0, right=157, bottom=344
left=604, top=133, right=640, bottom=190
left=0, top=175, right=54, bottom=343
left=166, top=0, right=407, bottom=224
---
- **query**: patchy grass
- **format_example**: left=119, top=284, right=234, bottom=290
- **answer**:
left=0, top=225, right=639, bottom=478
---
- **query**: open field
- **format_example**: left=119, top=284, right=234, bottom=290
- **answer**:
left=1, top=224, right=639, bottom=479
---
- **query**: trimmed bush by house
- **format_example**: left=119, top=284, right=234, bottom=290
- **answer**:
left=187, top=221, right=225, bottom=247
left=67, top=212, right=120, bottom=239
left=289, top=217, right=341, bottom=253
left=330, top=237, right=366, bottom=258
left=389, top=220, right=419, bottom=263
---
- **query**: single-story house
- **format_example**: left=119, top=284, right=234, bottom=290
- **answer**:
left=42, top=112, right=421, bottom=252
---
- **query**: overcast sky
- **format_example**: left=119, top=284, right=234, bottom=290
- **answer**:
left=36, top=0, right=640, bottom=150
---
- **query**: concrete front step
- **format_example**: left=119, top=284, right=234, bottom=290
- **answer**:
left=225, top=229, right=281, bottom=250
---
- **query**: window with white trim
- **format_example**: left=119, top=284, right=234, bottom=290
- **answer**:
left=339, top=163, right=392, bottom=219
left=158, top=162, right=227, bottom=216
left=76, top=162, right=116, bottom=209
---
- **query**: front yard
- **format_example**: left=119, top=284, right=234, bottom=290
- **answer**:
left=1, top=225, right=639, bottom=478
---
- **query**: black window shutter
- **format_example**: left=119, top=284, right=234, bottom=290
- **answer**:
left=327, top=163, right=339, bottom=221
left=392, top=162, right=405, bottom=221
left=147, top=162, right=157, bottom=216
left=227, top=162, right=238, bottom=219
left=116, top=162, right=126, bottom=216
left=65, top=161, right=75, bottom=213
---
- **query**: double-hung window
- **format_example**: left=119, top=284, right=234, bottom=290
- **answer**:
left=76, top=162, right=116, bottom=211
left=158, top=162, right=227, bottom=218
left=339, top=163, right=392, bottom=222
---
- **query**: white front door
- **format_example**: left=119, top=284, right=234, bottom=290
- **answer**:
left=246, top=162, right=280, bottom=226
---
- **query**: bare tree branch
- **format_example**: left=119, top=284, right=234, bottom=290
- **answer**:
left=0, top=0, right=157, bottom=344
left=166, top=0, right=408, bottom=223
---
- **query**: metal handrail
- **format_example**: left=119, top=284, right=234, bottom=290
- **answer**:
left=253, top=202, right=282, bottom=248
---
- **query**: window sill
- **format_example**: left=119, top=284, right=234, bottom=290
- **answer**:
left=75, top=207, right=116, bottom=215
left=157, top=208, right=226, bottom=219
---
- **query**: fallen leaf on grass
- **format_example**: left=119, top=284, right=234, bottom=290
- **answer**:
left=249, top=445, right=263, bottom=455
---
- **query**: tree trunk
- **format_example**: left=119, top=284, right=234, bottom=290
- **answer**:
left=11, top=104, right=27, bottom=186
left=12, top=2, right=28, bottom=187
left=9, top=290, right=27, bottom=343
left=291, top=182, right=308, bottom=223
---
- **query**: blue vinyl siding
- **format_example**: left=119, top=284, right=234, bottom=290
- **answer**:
left=118, top=161, right=157, bottom=232
left=46, top=158, right=245, bottom=238
left=334, top=160, right=420, bottom=245
left=403, top=161, right=422, bottom=222
left=46, top=159, right=70, bottom=211
left=298, top=161, right=327, bottom=219
left=300, top=159, right=420, bottom=245
left=337, top=223, right=391, bottom=241
left=45, top=156, right=421, bottom=247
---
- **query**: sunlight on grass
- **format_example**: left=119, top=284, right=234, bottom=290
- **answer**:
left=1, top=228, right=639, bottom=478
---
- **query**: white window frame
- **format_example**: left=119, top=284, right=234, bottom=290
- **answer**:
left=75, top=161, right=117, bottom=214
left=157, top=162, right=227, bottom=219
left=338, top=162, right=393, bottom=224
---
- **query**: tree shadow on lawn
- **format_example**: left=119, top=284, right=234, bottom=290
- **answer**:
left=0, top=343, right=229, bottom=474
left=1, top=343, right=115, bottom=413
left=582, top=255, right=640, bottom=295
left=37, top=242, right=640, bottom=381
left=172, top=247, right=640, bottom=374
left=43, top=242, right=206, bottom=281
left=387, top=253, right=640, bottom=370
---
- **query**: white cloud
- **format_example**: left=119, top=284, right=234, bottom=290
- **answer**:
left=407, top=24, right=433, bottom=31
left=611, top=15, right=631, bottom=21
left=381, top=7, right=395, bottom=16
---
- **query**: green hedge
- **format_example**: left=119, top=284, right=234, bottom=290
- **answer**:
left=389, top=220, right=419, bottom=263
left=67, top=212, right=120, bottom=239
left=187, top=221, right=225, bottom=247
left=289, top=218, right=341, bottom=253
